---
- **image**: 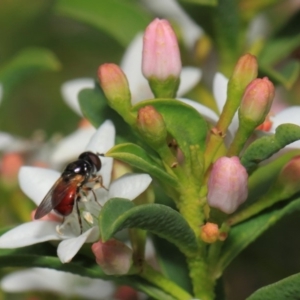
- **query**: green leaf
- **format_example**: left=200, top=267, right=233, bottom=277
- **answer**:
left=247, top=273, right=300, bottom=300
left=106, top=143, right=178, bottom=187
left=55, top=0, right=151, bottom=47
left=0, top=47, right=60, bottom=96
left=241, top=124, right=300, bottom=171
left=247, top=150, right=300, bottom=205
left=260, top=61, right=300, bottom=90
left=217, top=197, right=300, bottom=274
left=0, top=253, right=176, bottom=300
left=79, top=86, right=133, bottom=141
left=132, top=99, right=208, bottom=167
left=179, top=0, right=217, bottom=6
left=99, top=198, right=198, bottom=255
left=259, top=11, right=300, bottom=66
left=153, top=235, right=193, bottom=293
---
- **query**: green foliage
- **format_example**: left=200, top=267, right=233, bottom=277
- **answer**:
left=132, top=99, right=208, bottom=168
left=216, top=198, right=300, bottom=274
left=0, top=48, right=60, bottom=97
left=241, top=124, right=300, bottom=171
left=55, top=0, right=152, bottom=47
left=106, top=143, right=178, bottom=187
left=247, top=272, right=300, bottom=300
left=98, top=198, right=198, bottom=255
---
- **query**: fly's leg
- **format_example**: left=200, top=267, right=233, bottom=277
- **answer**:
left=75, top=194, right=83, bottom=234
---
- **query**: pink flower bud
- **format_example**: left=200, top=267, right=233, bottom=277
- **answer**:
left=137, top=105, right=167, bottom=147
left=275, top=155, right=300, bottom=197
left=207, top=156, right=248, bottom=214
left=142, top=18, right=181, bottom=81
left=239, top=77, right=275, bottom=125
left=200, top=222, right=219, bottom=244
left=231, top=54, right=258, bottom=90
left=98, top=63, right=131, bottom=108
left=91, top=239, right=133, bottom=275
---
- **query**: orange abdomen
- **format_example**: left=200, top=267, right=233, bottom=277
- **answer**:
left=52, top=183, right=77, bottom=216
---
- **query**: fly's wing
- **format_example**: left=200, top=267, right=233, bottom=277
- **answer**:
left=34, top=177, right=71, bottom=219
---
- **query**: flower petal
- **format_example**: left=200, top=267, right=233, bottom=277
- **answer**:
left=108, top=173, right=152, bottom=200
left=61, top=78, right=95, bottom=116
left=57, top=226, right=99, bottom=263
left=120, top=33, right=153, bottom=104
left=213, top=72, right=228, bottom=114
left=0, top=132, right=15, bottom=150
left=177, top=67, right=202, bottom=96
left=85, top=120, right=115, bottom=187
left=0, top=221, right=60, bottom=248
left=270, top=106, right=300, bottom=130
left=1, top=268, right=115, bottom=299
left=51, top=126, right=96, bottom=165
left=19, top=166, right=60, bottom=206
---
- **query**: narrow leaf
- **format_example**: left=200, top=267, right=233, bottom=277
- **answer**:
left=106, top=143, right=178, bottom=187
left=55, top=0, right=151, bottom=47
left=0, top=48, right=60, bottom=95
left=217, top=198, right=300, bottom=273
left=247, top=273, right=300, bottom=300
left=179, top=0, right=217, bottom=6
left=99, top=198, right=198, bottom=255
left=241, top=124, right=300, bottom=171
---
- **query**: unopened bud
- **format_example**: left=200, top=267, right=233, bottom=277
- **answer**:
left=207, top=156, right=248, bottom=214
left=274, top=156, right=300, bottom=197
left=137, top=106, right=167, bottom=148
left=91, top=239, right=133, bottom=275
left=200, top=222, right=219, bottom=243
left=98, top=63, right=131, bottom=111
left=239, top=77, right=274, bottom=126
left=231, top=54, right=258, bottom=90
left=142, top=18, right=181, bottom=98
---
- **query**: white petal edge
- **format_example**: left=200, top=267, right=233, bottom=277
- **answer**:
left=108, top=173, right=152, bottom=200
left=120, top=33, right=152, bottom=104
left=1, top=268, right=115, bottom=299
left=85, top=120, right=115, bottom=187
left=213, top=72, right=228, bottom=114
left=19, top=167, right=60, bottom=206
left=51, top=126, right=96, bottom=165
left=270, top=106, right=300, bottom=130
left=61, top=78, right=95, bottom=116
left=177, top=67, right=202, bottom=96
left=0, top=221, right=60, bottom=248
left=57, top=226, right=99, bottom=263
left=0, top=132, right=15, bottom=150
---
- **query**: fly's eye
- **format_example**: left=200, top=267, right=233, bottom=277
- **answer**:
left=79, top=151, right=101, bottom=171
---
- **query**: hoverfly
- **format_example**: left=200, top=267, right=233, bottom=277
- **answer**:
left=34, top=151, right=104, bottom=231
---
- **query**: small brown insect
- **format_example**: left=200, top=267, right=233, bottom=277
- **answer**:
left=34, top=151, right=104, bottom=231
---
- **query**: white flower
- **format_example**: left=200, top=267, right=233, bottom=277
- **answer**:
left=1, top=268, right=115, bottom=300
left=0, top=120, right=152, bottom=263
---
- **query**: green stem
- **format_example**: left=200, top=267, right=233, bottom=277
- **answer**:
left=140, top=263, right=193, bottom=300
left=226, top=121, right=253, bottom=157
left=227, top=188, right=282, bottom=226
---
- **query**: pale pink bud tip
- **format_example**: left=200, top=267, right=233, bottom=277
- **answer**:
left=207, top=156, right=248, bottom=214
left=240, top=77, right=275, bottom=124
left=142, top=18, right=181, bottom=81
left=137, top=105, right=167, bottom=147
left=98, top=63, right=131, bottom=104
left=200, top=222, right=219, bottom=243
left=91, top=239, right=133, bottom=275
left=231, top=54, right=258, bottom=91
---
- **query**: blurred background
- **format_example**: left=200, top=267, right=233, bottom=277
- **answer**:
left=0, top=0, right=300, bottom=299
